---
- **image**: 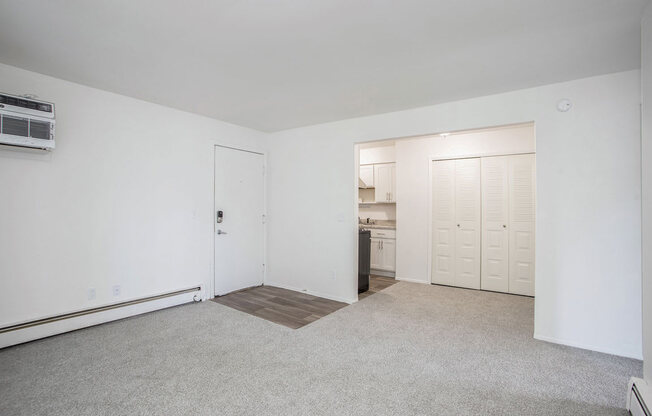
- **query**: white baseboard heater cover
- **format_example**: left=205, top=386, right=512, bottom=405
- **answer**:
left=0, top=286, right=201, bottom=335
left=628, top=378, right=651, bottom=416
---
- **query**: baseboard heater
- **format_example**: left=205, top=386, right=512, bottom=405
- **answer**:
left=0, top=286, right=201, bottom=334
left=628, top=378, right=651, bottom=416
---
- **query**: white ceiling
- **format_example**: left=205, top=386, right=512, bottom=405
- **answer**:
left=0, top=0, right=647, bottom=132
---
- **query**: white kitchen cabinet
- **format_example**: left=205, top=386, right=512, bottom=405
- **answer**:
left=370, top=237, right=382, bottom=270
left=389, top=164, right=396, bottom=202
left=379, top=238, right=396, bottom=271
left=374, top=163, right=396, bottom=203
left=370, top=230, right=396, bottom=272
left=359, top=165, right=374, bottom=188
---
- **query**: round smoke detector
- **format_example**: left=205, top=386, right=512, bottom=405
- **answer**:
left=557, top=99, right=572, bottom=112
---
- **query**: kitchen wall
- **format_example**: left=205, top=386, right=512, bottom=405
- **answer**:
left=359, top=144, right=395, bottom=165
left=359, top=204, right=396, bottom=221
left=395, top=124, right=535, bottom=283
left=266, top=70, right=642, bottom=358
left=0, top=63, right=266, bottom=347
left=642, top=1, right=652, bottom=381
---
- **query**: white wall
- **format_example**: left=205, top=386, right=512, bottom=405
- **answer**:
left=266, top=70, right=642, bottom=358
left=359, top=145, right=395, bottom=165
left=0, top=63, right=266, bottom=346
left=395, top=124, right=535, bottom=283
left=0, top=63, right=642, bottom=360
left=641, top=1, right=652, bottom=380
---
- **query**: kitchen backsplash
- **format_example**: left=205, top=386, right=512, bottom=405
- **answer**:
left=359, top=204, right=396, bottom=220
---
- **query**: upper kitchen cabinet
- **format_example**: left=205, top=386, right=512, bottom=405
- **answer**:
left=374, top=163, right=396, bottom=203
left=359, top=165, right=374, bottom=188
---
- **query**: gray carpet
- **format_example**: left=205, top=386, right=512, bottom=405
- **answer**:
left=0, top=282, right=642, bottom=416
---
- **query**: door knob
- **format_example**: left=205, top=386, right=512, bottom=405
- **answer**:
left=217, top=229, right=228, bottom=235
left=503, top=225, right=507, bottom=228
left=457, top=224, right=460, bottom=227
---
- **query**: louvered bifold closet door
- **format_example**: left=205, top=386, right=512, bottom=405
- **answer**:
left=481, top=156, right=510, bottom=292
left=432, top=159, right=481, bottom=289
left=508, top=154, right=536, bottom=296
left=453, top=158, right=482, bottom=289
left=431, top=160, right=456, bottom=286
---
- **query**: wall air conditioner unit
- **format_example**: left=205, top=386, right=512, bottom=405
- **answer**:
left=627, top=378, right=651, bottom=416
left=0, top=92, right=55, bottom=150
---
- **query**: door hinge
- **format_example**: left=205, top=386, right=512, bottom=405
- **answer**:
left=262, top=214, right=266, bottom=224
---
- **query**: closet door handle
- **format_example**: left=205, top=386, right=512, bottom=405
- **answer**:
left=503, top=224, right=507, bottom=228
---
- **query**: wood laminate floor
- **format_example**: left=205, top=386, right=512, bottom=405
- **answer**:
left=212, top=276, right=397, bottom=329
left=212, top=285, right=347, bottom=329
left=358, top=275, right=398, bottom=300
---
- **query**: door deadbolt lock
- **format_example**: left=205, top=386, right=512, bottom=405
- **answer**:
left=217, top=210, right=223, bottom=223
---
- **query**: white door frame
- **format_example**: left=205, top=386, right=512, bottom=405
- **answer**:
left=426, top=151, right=535, bottom=293
left=210, top=144, right=267, bottom=299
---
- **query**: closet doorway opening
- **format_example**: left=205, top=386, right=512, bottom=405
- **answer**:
left=429, top=152, right=536, bottom=296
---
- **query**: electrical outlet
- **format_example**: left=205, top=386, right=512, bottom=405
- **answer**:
left=88, top=288, right=96, bottom=300
left=112, top=285, right=121, bottom=297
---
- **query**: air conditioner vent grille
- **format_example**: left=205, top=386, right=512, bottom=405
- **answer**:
left=29, top=120, right=51, bottom=140
left=2, top=115, right=29, bottom=137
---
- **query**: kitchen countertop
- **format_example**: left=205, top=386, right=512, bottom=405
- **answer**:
left=358, top=220, right=396, bottom=230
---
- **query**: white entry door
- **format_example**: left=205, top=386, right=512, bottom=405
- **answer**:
left=481, top=156, right=509, bottom=292
left=214, top=146, right=265, bottom=296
